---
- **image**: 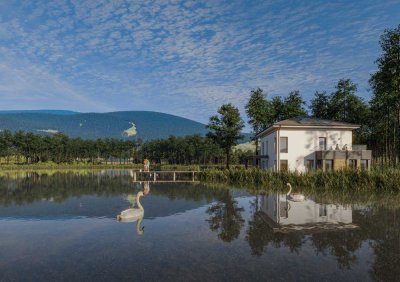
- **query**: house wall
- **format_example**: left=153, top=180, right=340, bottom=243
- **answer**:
left=260, top=128, right=353, bottom=172
left=259, top=131, right=277, bottom=170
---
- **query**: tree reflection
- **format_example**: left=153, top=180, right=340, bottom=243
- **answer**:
left=206, top=190, right=244, bottom=242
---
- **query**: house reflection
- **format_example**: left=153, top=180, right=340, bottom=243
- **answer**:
left=257, top=194, right=357, bottom=233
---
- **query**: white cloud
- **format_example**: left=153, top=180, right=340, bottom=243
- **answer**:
left=0, top=0, right=399, bottom=123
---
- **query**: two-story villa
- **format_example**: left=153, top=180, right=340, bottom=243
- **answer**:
left=256, top=116, right=372, bottom=172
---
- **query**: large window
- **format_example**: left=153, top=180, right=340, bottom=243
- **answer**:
left=319, top=137, right=327, bottom=150
left=361, top=159, right=369, bottom=170
left=306, top=160, right=314, bottom=171
left=261, top=142, right=264, bottom=155
left=349, top=159, right=357, bottom=169
left=265, top=141, right=268, bottom=154
left=325, top=160, right=334, bottom=171
left=317, top=160, right=323, bottom=170
left=280, top=160, right=288, bottom=171
left=280, top=137, right=288, bottom=153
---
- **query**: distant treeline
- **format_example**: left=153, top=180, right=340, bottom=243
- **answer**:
left=0, top=130, right=252, bottom=165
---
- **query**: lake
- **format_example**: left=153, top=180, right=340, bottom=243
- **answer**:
left=0, top=170, right=398, bottom=281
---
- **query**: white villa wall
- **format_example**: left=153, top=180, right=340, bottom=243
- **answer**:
left=260, top=131, right=277, bottom=170
left=260, top=128, right=353, bottom=172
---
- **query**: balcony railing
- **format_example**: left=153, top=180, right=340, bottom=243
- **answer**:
left=315, top=144, right=368, bottom=151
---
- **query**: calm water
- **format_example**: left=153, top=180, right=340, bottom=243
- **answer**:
left=0, top=171, right=399, bottom=281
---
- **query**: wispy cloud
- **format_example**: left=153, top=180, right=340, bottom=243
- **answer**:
left=0, top=0, right=399, bottom=124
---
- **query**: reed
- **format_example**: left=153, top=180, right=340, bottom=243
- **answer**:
left=198, top=167, right=400, bottom=193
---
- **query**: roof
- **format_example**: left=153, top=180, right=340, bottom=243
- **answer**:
left=257, top=116, right=360, bottom=138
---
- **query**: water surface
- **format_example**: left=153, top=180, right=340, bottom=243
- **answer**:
left=0, top=171, right=398, bottom=281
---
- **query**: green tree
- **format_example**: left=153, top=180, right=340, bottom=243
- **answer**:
left=370, top=24, right=400, bottom=164
left=282, top=90, right=307, bottom=119
left=310, top=91, right=331, bottom=119
left=245, top=88, right=271, bottom=154
left=207, top=104, right=244, bottom=169
left=329, top=79, right=368, bottom=124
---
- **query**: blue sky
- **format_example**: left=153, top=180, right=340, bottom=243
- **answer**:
left=0, top=0, right=399, bottom=126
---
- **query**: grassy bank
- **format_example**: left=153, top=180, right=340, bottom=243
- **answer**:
left=198, top=167, right=400, bottom=193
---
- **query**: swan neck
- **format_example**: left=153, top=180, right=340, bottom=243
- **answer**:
left=136, top=193, right=144, bottom=210
left=136, top=216, right=144, bottom=235
left=286, top=184, right=292, bottom=196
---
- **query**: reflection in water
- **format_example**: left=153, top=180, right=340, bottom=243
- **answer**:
left=206, top=190, right=244, bottom=242
left=117, top=191, right=146, bottom=236
left=258, top=193, right=356, bottom=232
left=246, top=193, right=363, bottom=269
left=0, top=171, right=399, bottom=281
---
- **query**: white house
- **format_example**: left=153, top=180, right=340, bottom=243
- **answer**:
left=256, top=116, right=372, bottom=172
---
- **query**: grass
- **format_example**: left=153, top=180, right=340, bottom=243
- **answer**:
left=198, top=167, right=400, bottom=193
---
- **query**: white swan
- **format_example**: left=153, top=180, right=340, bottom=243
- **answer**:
left=286, top=183, right=305, bottom=202
left=117, top=191, right=144, bottom=221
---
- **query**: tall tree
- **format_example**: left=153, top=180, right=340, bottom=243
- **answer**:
left=329, top=79, right=368, bottom=124
left=271, top=96, right=285, bottom=122
left=245, top=88, right=271, bottom=155
left=207, top=104, right=244, bottom=168
left=370, top=24, right=400, bottom=164
left=282, top=90, right=307, bottom=119
left=310, top=91, right=331, bottom=119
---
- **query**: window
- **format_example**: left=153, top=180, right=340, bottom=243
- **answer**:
left=274, top=160, right=277, bottom=171
left=261, top=142, right=264, bottom=155
left=274, top=137, right=277, bottom=153
left=306, top=160, right=314, bottom=171
left=280, top=137, right=288, bottom=153
left=317, top=160, right=323, bottom=170
left=265, top=141, right=268, bottom=154
left=361, top=159, right=369, bottom=170
left=349, top=159, right=357, bottom=169
left=325, top=160, right=334, bottom=171
left=319, top=137, right=327, bottom=150
left=280, top=160, right=288, bottom=171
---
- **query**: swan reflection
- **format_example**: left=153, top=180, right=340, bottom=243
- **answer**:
left=117, top=181, right=150, bottom=236
left=257, top=193, right=357, bottom=233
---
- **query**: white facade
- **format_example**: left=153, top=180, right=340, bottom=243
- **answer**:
left=258, top=124, right=356, bottom=172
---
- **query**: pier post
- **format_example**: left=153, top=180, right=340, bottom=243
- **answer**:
left=154, top=172, right=156, bottom=182
left=173, top=172, right=176, bottom=181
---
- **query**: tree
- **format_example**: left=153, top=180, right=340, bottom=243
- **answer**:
left=245, top=88, right=271, bottom=154
left=370, top=24, right=400, bottom=165
left=270, top=91, right=307, bottom=123
left=310, top=91, right=331, bottom=119
left=207, top=104, right=244, bottom=168
left=282, top=90, right=307, bottom=119
left=329, top=79, right=368, bottom=124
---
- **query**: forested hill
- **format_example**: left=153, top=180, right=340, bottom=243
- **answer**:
left=0, top=110, right=211, bottom=141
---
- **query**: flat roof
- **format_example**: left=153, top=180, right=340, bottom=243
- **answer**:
left=257, top=116, right=360, bottom=137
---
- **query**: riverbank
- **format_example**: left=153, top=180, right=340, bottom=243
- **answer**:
left=1, top=163, right=399, bottom=193
left=198, top=167, right=400, bottom=193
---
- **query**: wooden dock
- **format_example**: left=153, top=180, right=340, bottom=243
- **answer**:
left=130, top=171, right=200, bottom=182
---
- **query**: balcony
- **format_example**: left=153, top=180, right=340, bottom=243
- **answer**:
left=316, top=144, right=372, bottom=160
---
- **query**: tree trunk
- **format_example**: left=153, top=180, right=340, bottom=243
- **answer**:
left=226, top=150, right=231, bottom=169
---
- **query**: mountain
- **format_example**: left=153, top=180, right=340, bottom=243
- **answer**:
left=0, top=110, right=211, bottom=141
left=0, top=110, right=78, bottom=115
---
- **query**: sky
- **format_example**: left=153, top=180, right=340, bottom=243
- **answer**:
left=0, top=0, right=399, bottom=126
